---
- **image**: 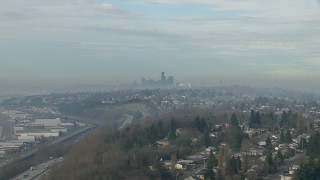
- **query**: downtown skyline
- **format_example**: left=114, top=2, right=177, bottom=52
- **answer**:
left=0, top=0, right=320, bottom=92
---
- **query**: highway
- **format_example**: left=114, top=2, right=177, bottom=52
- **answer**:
left=119, top=114, right=133, bottom=129
left=0, top=124, right=97, bottom=179
left=0, top=124, right=95, bottom=169
left=12, top=158, right=62, bottom=180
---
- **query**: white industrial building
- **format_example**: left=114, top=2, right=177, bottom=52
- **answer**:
left=50, top=127, right=68, bottom=133
left=17, top=135, right=36, bottom=143
left=33, top=118, right=61, bottom=127
left=16, top=132, right=59, bottom=138
left=60, top=122, right=75, bottom=127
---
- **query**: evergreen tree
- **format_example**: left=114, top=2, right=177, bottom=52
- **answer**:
left=280, top=111, right=288, bottom=128
left=295, top=157, right=320, bottom=179
left=157, top=120, right=165, bottom=139
left=168, top=118, right=177, bottom=140
left=280, top=129, right=285, bottom=144
left=229, top=156, right=238, bottom=174
left=236, top=156, right=242, bottom=171
left=241, top=138, right=250, bottom=172
left=270, top=112, right=275, bottom=121
left=266, top=136, right=272, bottom=150
left=192, top=116, right=201, bottom=131
left=277, top=151, right=284, bottom=164
left=170, top=153, right=177, bottom=175
left=265, top=151, right=274, bottom=173
left=249, top=110, right=255, bottom=128
left=299, top=138, right=307, bottom=149
left=297, top=114, right=307, bottom=135
left=284, top=130, right=293, bottom=143
left=200, top=117, right=208, bottom=132
left=230, top=113, right=239, bottom=127
left=255, top=111, right=261, bottom=127
left=228, top=113, right=244, bottom=151
left=207, top=150, right=218, bottom=169
left=203, top=129, right=211, bottom=147
left=307, top=132, right=320, bottom=156
left=121, top=137, right=133, bottom=152
left=287, top=111, right=298, bottom=128
left=148, top=124, right=158, bottom=142
left=204, top=169, right=215, bottom=180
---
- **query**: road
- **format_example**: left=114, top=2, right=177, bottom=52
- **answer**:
left=0, top=124, right=97, bottom=180
left=12, top=158, right=62, bottom=180
left=267, top=152, right=306, bottom=179
left=0, top=124, right=94, bottom=169
left=119, top=114, right=133, bottom=129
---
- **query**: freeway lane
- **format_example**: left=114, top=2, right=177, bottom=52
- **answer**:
left=0, top=124, right=97, bottom=180
left=0, top=124, right=95, bottom=169
left=12, top=158, right=62, bottom=180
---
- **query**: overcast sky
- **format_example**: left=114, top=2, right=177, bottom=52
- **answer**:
left=1, top=0, right=320, bottom=91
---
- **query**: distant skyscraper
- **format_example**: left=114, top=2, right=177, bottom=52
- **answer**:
left=168, top=76, right=174, bottom=85
left=161, top=72, right=166, bottom=84
left=141, top=77, right=146, bottom=85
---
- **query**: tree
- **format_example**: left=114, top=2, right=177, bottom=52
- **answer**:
left=236, top=156, right=242, bottom=171
left=277, top=151, right=284, bottom=164
left=266, top=136, right=272, bottom=150
left=121, top=137, right=133, bottom=152
left=157, top=120, right=165, bottom=139
left=284, top=130, right=293, bottom=143
left=265, top=151, right=274, bottom=173
left=218, top=146, right=229, bottom=177
left=287, top=111, right=298, bottom=129
left=295, top=157, right=320, bottom=180
left=200, top=117, right=208, bottom=132
left=148, top=124, right=158, bottom=142
left=231, top=113, right=239, bottom=127
left=280, top=111, right=288, bottom=128
left=241, top=138, right=250, bottom=172
left=229, top=156, right=238, bottom=174
left=297, top=114, right=307, bottom=135
left=203, top=129, right=211, bottom=147
left=192, top=116, right=201, bottom=131
left=226, top=113, right=244, bottom=151
left=255, top=111, right=261, bottom=127
left=170, top=153, right=177, bottom=175
left=168, top=118, right=177, bottom=140
left=207, top=150, right=218, bottom=169
left=307, top=132, right=320, bottom=156
left=249, top=110, right=255, bottom=128
left=299, top=138, right=307, bottom=150
left=249, top=110, right=262, bottom=128
left=204, top=169, right=215, bottom=180
left=280, top=129, right=285, bottom=144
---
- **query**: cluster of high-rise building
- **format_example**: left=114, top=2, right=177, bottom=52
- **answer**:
left=141, top=72, right=174, bottom=88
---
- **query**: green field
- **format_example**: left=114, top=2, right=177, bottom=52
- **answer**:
left=123, top=103, right=148, bottom=112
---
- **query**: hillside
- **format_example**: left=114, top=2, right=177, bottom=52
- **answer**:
left=41, top=110, right=228, bottom=180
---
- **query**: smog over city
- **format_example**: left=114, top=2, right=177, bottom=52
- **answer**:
left=0, top=1, right=320, bottom=180
left=1, top=0, right=320, bottom=93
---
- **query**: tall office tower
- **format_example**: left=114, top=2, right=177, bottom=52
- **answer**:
left=168, top=76, right=174, bottom=85
left=161, top=72, right=166, bottom=83
left=141, top=77, right=146, bottom=85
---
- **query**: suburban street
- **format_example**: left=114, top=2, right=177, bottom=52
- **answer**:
left=267, top=152, right=306, bottom=179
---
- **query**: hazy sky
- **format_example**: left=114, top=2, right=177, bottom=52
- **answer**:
left=1, top=0, right=320, bottom=91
